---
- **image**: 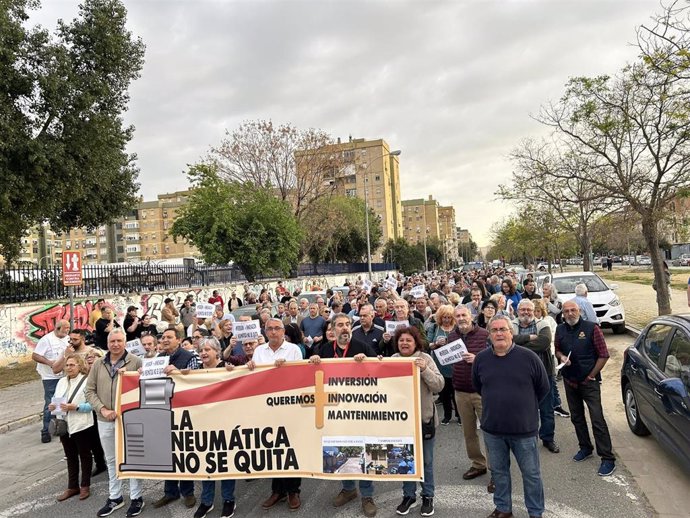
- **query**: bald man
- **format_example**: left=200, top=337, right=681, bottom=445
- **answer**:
left=32, top=319, right=70, bottom=443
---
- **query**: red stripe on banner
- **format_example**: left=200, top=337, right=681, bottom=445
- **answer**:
left=120, top=360, right=413, bottom=413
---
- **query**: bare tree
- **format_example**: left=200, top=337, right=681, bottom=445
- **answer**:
left=499, top=138, right=614, bottom=271
left=536, top=47, right=690, bottom=314
left=637, top=0, right=690, bottom=81
left=210, top=120, right=341, bottom=220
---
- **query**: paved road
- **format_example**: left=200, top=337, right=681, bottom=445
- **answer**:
left=4, top=333, right=686, bottom=518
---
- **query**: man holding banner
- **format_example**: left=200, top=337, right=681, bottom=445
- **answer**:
left=309, top=313, right=379, bottom=518
left=85, top=328, right=144, bottom=518
left=247, top=318, right=304, bottom=512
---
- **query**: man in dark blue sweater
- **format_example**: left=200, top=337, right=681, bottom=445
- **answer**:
left=472, top=314, right=549, bottom=518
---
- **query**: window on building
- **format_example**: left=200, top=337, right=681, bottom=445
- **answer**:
left=345, top=189, right=357, bottom=198
left=343, top=150, right=355, bottom=161
left=374, top=175, right=380, bottom=181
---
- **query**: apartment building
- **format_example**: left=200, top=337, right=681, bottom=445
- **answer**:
left=402, top=196, right=441, bottom=245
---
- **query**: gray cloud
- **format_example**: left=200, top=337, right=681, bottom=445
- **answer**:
left=32, top=0, right=661, bottom=245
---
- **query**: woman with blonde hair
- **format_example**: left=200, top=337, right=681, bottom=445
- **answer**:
left=427, top=305, right=460, bottom=425
left=49, top=354, right=98, bottom=502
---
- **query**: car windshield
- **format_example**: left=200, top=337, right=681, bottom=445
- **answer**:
left=553, top=275, right=609, bottom=294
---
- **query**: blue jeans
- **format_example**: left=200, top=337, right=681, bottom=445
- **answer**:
left=484, top=432, right=544, bottom=517
left=538, top=376, right=555, bottom=442
left=164, top=480, right=195, bottom=498
left=42, top=379, right=60, bottom=435
left=200, top=479, right=236, bottom=506
left=402, top=437, right=434, bottom=498
left=551, top=376, right=562, bottom=408
left=342, top=479, right=374, bottom=498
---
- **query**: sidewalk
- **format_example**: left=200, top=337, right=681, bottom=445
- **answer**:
left=0, top=380, right=43, bottom=434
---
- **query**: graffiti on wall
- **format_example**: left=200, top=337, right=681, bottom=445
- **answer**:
left=0, top=272, right=387, bottom=367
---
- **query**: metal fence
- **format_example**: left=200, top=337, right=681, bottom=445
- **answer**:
left=0, top=262, right=395, bottom=304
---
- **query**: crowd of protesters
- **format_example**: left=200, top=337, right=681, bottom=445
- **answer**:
left=32, top=264, right=616, bottom=518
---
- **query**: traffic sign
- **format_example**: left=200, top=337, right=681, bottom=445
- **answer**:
left=62, top=251, right=83, bottom=286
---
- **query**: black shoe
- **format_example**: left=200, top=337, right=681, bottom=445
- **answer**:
left=194, top=503, right=214, bottom=518
left=126, top=498, right=144, bottom=517
left=553, top=406, right=570, bottom=418
left=421, top=496, right=434, bottom=516
left=221, top=500, right=235, bottom=518
left=97, top=497, right=124, bottom=517
left=396, top=496, right=417, bottom=515
left=41, top=433, right=51, bottom=444
left=543, top=441, right=560, bottom=453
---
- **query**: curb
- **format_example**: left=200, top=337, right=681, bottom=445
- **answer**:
left=625, top=324, right=643, bottom=337
left=0, top=413, right=41, bottom=435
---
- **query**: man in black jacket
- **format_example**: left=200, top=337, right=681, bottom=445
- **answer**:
left=152, top=329, right=199, bottom=510
left=309, top=314, right=378, bottom=517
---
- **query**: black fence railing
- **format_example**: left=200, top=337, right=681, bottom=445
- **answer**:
left=0, top=262, right=395, bottom=304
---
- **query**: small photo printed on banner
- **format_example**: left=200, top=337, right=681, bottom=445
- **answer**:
left=322, top=436, right=365, bottom=474
left=365, top=437, right=415, bottom=475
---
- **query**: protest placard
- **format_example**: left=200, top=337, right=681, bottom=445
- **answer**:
left=116, top=359, right=423, bottom=482
left=433, top=338, right=468, bottom=366
left=385, top=320, right=410, bottom=335
left=409, top=285, right=426, bottom=298
left=383, top=278, right=398, bottom=291
left=361, top=279, right=373, bottom=294
left=233, top=320, right=261, bottom=341
left=195, top=303, right=216, bottom=319
left=126, top=338, right=146, bottom=358
left=141, top=356, right=170, bottom=379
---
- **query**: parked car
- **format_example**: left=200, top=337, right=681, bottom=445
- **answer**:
left=637, top=255, right=652, bottom=266
left=620, top=315, right=690, bottom=474
left=672, top=254, right=690, bottom=267
left=544, top=271, right=626, bottom=334
left=566, top=257, right=584, bottom=266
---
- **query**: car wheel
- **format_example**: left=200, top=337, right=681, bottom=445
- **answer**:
left=624, top=383, right=650, bottom=436
left=612, top=323, right=627, bottom=334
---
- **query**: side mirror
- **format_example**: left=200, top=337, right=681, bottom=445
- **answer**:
left=658, top=378, right=689, bottom=399
left=610, top=284, right=618, bottom=290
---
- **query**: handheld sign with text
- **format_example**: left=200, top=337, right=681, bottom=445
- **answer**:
left=141, top=356, right=170, bottom=379
left=434, top=338, right=468, bottom=366
left=409, top=285, right=426, bottom=298
left=385, top=320, right=410, bottom=335
left=126, top=339, right=146, bottom=358
left=233, top=320, right=261, bottom=341
left=195, top=303, right=215, bottom=320
left=361, top=279, right=373, bottom=294
left=383, top=278, right=398, bottom=291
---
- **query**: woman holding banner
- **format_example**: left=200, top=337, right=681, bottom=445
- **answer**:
left=392, top=326, right=444, bottom=517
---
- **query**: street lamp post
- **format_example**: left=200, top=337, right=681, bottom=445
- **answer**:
left=363, top=149, right=401, bottom=280
left=417, top=226, right=428, bottom=272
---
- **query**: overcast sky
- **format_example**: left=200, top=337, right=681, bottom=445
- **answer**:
left=32, top=0, right=662, bottom=247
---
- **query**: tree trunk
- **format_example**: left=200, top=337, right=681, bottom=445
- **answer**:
left=641, top=217, right=672, bottom=315
left=580, top=221, right=592, bottom=272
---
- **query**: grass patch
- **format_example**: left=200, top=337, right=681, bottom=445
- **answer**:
left=599, top=268, right=690, bottom=292
left=0, top=361, right=40, bottom=390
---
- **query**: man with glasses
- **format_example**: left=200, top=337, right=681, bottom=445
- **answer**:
left=511, top=299, right=559, bottom=454
left=247, top=319, right=303, bottom=512
left=472, top=314, right=549, bottom=518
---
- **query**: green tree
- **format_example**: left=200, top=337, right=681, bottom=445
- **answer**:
left=303, top=196, right=383, bottom=264
left=0, top=0, right=144, bottom=262
left=171, top=164, right=302, bottom=281
left=382, top=238, right=425, bottom=274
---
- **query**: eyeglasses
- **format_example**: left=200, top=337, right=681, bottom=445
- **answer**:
left=265, top=326, right=283, bottom=332
left=192, top=335, right=203, bottom=340
left=489, top=328, right=511, bottom=334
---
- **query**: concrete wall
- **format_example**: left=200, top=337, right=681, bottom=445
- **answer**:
left=0, top=273, right=393, bottom=367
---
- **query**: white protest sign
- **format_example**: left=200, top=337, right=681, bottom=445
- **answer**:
left=409, top=285, right=426, bottom=298
left=233, top=320, right=261, bottom=341
left=361, top=279, right=373, bottom=294
left=51, top=396, right=67, bottom=415
left=385, top=320, right=410, bottom=335
left=434, top=338, right=468, bottom=366
left=384, top=278, right=398, bottom=291
left=141, top=356, right=170, bottom=379
left=126, top=338, right=146, bottom=358
left=195, top=303, right=216, bottom=319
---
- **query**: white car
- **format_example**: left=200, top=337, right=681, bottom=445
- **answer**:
left=547, top=272, right=626, bottom=334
